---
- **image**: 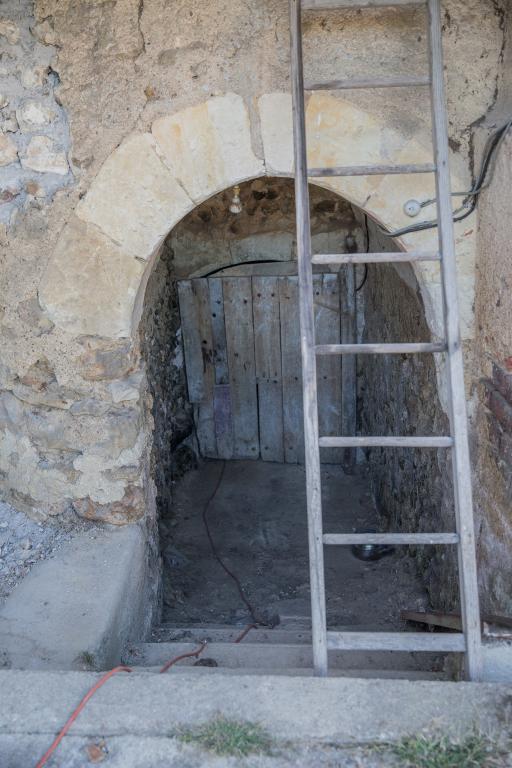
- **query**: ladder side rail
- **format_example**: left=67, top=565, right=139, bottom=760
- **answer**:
left=289, top=0, right=329, bottom=677
left=341, top=264, right=357, bottom=472
left=428, top=0, right=483, bottom=681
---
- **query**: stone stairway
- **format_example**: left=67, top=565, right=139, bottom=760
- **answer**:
left=124, top=623, right=449, bottom=680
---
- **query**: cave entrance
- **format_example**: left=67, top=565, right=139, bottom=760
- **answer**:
left=140, top=177, right=450, bottom=649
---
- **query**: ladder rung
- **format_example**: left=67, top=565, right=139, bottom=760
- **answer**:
left=312, top=252, right=440, bottom=265
left=323, top=533, right=459, bottom=545
left=315, top=343, right=446, bottom=355
left=308, top=163, right=436, bottom=177
left=305, top=76, right=430, bottom=91
left=327, top=632, right=466, bottom=653
left=303, top=0, right=426, bottom=8
left=319, top=436, right=454, bottom=448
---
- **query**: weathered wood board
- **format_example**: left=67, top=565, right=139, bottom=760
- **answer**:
left=222, top=277, right=259, bottom=459
left=178, top=273, right=346, bottom=464
left=178, top=280, right=216, bottom=457
left=252, top=276, right=284, bottom=463
left=314, top=273, right=342, bottom=464
left=279, top=276, right=305, bottom=464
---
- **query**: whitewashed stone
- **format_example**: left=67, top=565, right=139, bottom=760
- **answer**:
left=21, top=66, right=48, bottom=89
left=30, top=20, right=58, bottom=46
left=77, top=132, right=193, bottom=261
left=109, top=374, right=143, bottom=404
left=21, top=136, right=68, bottom=175
left=39, top=216, right=146, bottom=338
left=0, top=94, right=9, bottom=109
left=152, top=93, right=264, bottom=203
left=0, top=134, right=18, bottom=166
left=0, top=20, right=20, bottom=45
left=17, top=101, right=55, bottom=131
left=1, top=111, right=18, bottom=133
left=258, top=93, right=293, bottom=175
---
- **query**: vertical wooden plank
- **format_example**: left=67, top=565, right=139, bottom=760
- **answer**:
left=340, top=265, right=357, bottom=472
left=178, top=280, right=216, bottom=458
left=209, top=279, right=229, bottom=385
left=290, top=0, right=328, bottom=676
left=223, top=277, right=259, bottom=459
left=252, top=276, right=285, bottom=463
left=279, top=276, right=304, bottom=464
left=314, top=273, right=343, bottom=464
left=428, top=0, right=482, bottom=680
left=209, top=279, right=234, bottom=459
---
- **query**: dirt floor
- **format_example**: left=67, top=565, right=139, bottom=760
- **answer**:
left=159, top=460, right=428, bottom=631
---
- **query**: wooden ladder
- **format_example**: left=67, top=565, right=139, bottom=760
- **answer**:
left=289, top=0, right=483, bottom=681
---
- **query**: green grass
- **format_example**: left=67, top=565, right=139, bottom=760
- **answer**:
left=178, top=716, right=273, bottom=757
left=392, top=733, right=506, bottom=768
left=76, top=651, right=97, bottom=670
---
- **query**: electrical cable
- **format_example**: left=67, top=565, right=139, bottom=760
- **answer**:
left=201, top=259, right=287, bottom=278
left=382, top=118, right=512, bottom=238
left=35, top=622, right=257, bottom=766
left=355, top=214, right=370, bottom=292
left=35, top=667, right=132, bottom=768
left=202, top=460, right=265, bottom=626
left=159, top=641, right=207, bottom=674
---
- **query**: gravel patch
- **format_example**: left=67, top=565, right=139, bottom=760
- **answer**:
left=0, top=500, right=89, bottom=605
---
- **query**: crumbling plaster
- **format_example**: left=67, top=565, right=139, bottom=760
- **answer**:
left=0, top=0, right=507, bottom=533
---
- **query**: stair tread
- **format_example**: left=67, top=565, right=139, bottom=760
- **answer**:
left=130, top=666, right=446, bottom=680
left=125, top=641, right=444, bottom=672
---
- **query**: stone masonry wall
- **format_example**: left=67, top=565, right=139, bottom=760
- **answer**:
left=0, top=0, right=72, bottom=235
left=359, top=221, right=457, bottom=610
left=0, top=0, right=508, bottom=625
left=473, top=55, right=512, bottom=616
left=139, top=240, right=195, bottom=519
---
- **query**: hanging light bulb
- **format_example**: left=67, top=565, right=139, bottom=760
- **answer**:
left=229, top=185, right=243, bottom=215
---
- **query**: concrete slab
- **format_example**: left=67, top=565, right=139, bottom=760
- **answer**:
left=482, top=642, right=512, bottom=683
left=0, top=734, right=394, bottom=768
left=0, top=670, right=510, bottom=746
left=0, top=525, right=156, bottom=671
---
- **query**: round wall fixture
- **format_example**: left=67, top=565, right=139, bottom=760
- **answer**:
left=403, top=199, right=422, bottom=218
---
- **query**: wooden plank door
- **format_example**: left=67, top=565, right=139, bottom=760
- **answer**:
left=314, top=273, right=343, bottom=464
left=177, top=280, right=217, bottom=458
left=252, top=276, right=285, bottom=462
left=179, top=274, right=344, bottom=464
left=222, top=277, right=260, bottom=459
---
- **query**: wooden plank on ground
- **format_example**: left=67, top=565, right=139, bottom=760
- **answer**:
left=223, top=277, right=259, bottom=459
left=178, top=280, right=216, bottom=457
left=252, top=276, right=284, bottom=463
left=314, top=273, right=342, bottom=464
left=279, top=276, right=304, bottom=464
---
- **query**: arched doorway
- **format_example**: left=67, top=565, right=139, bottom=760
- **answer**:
left=140, top=177, right=449, bottom=633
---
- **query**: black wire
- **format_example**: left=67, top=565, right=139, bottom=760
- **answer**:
left=356, top=214, right=370, bottom=292
left=201, top=460, right=264, bottom=626
left=382, top=119, right=512, bottom=238
left=201, top=259, right=287, bottom=279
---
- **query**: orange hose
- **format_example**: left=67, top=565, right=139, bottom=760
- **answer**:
left=35, top=666, right=132, bottom=768
left=159, top=641, right=207, bottom=674
left=35, top=614, right=257, bottom=762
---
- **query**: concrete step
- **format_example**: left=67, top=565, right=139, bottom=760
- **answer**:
left=124, top=641, right=445, bottom=672
left=131, top=665, right=446, bottom=680
left=0, top=670, right=507, bottom=751
left=152, top=623, right=389, bottom=644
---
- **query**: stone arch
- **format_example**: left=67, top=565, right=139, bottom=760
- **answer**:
left=39, top=92, right=476, bottom=344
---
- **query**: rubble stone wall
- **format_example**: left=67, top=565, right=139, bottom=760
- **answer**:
left=0, top=0, right=509, bottom=611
